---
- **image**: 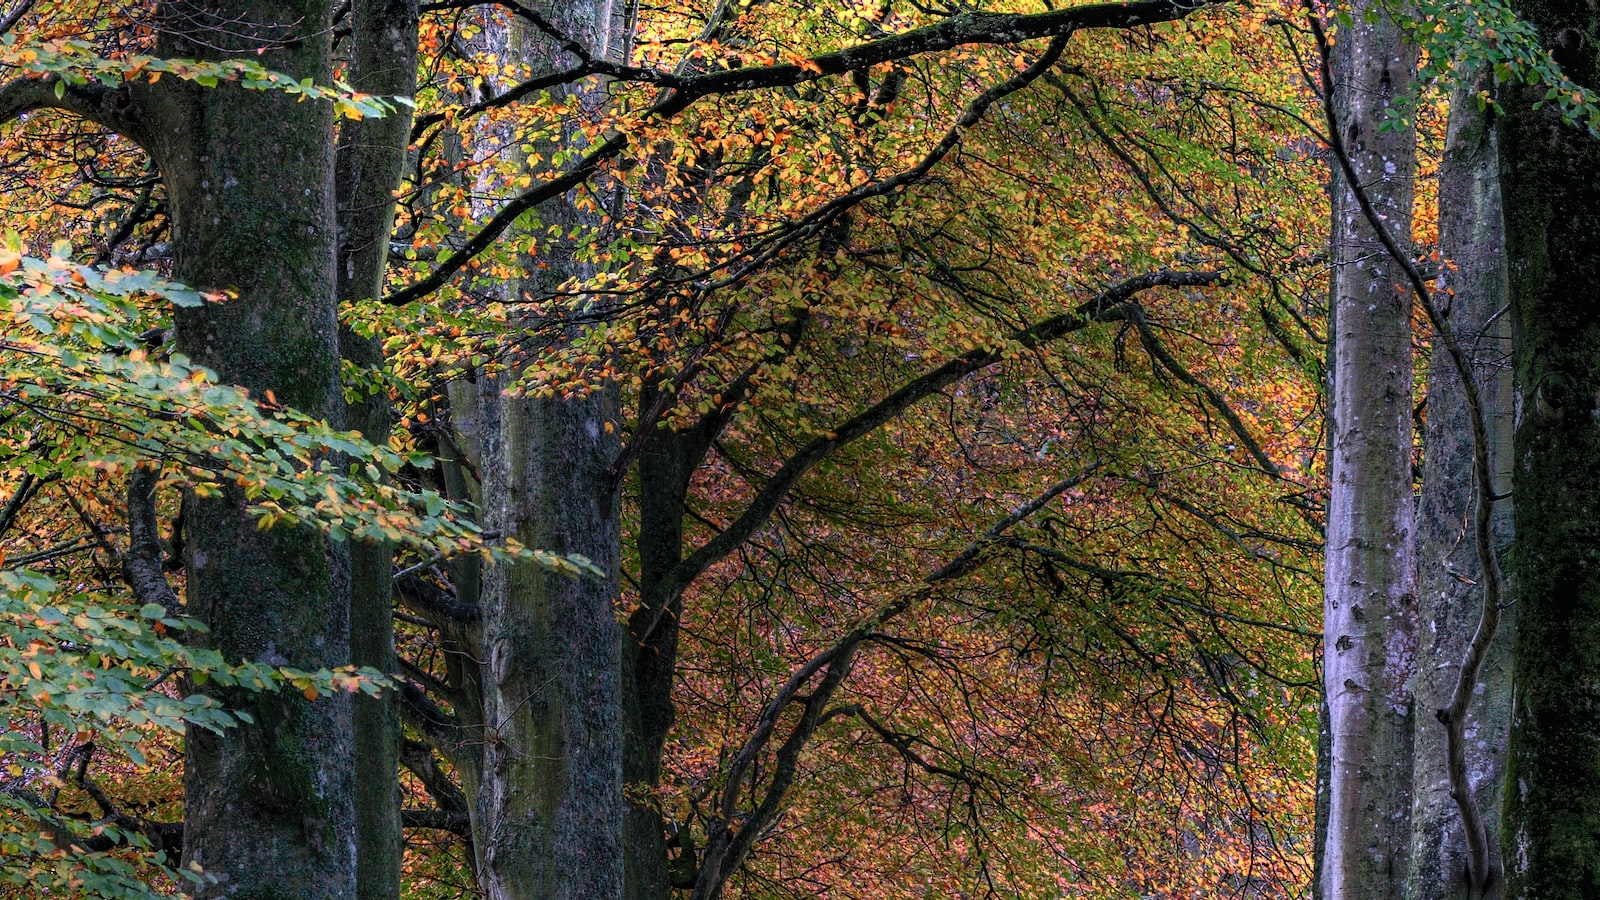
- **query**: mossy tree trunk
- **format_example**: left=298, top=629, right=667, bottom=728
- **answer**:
left=1407, top=72, right=1515, bottom=900
left=148, top=2, right=356, bottom=897
left=468, top=4, right=626, bottom=898
left=1321, top=6, right=1419, bottom=898
left=334, top=2, right=419, bottom=898
left=1498, top=3, right=1600, bottom=895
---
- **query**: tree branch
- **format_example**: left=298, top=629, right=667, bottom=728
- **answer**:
left=381, top=133, right=629, bottom=306
left=0, top=76, right=151, bottom=145
left=645, top=269, right=1222, bottom=625
left=653, top=0, right=1228, bottom=116
left=0, top=1, right=33, bottom=39
left=122, top=467, right=183, bottom=617
left=688, top=468, right=1096, bottom=899
left=402, top=807, right=472, bottom=835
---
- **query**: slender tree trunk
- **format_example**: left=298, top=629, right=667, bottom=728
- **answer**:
left=1407, top=72, right=1514, bottom=900
left=1498, top=5, right=1600, bottom=894
left=334, top=4, right=419, bottom=898
left=150, top=3, right=356, bottom=897
left=469, top=4, right=626, bottom=898
left=1321, top=7, right=1419, bottom=898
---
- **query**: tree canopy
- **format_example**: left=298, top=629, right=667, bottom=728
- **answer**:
left=0, top=0, right=1593, bottom=898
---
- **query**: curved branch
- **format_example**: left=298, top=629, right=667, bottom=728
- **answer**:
left=644, top=269, right=1223, bottom=621
left=653, top=0, right=1227, bottom=116
left=381, top=132, right=628, bottom=306
left=0, top=76, right=151, bottom=144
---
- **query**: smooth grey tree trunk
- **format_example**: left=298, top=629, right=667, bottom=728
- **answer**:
left=334, top=3, right=419, bottom=898
left=1321, top=7, right=1419, bottom=899
left=1407, top=73, right=1514, bottom=900
left=468, top=5, right=626, bottom=898
left=1498, top=3, right=1600, bottom=895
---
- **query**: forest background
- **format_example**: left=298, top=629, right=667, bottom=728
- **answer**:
left=0, top=0, right=1590, bottom=897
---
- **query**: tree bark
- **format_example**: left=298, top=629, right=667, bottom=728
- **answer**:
left=334, top=3, right=419, bottom=898
left=1320, top=6, right=1419, bottom=898
left=468, top=5, right=626, bottom=898
left=629, top=413, right=718, bottom=900
left=1498, top=4, right=1600, bottom=894
left=1407, top=72, right=1514, bottom=900
left=150, top=3, right=357, bottom=897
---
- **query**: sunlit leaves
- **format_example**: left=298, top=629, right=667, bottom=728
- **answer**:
left=2, top=35, right=406, bottom=119
left=0, top=238, right=590, bottom=575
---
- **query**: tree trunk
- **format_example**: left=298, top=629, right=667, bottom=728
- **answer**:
left=1407, top=72, right=1514, bottom=900
left=468, top=4, right=626, bottom=898
left=334, top=3, right=419, bottom=899
left=1498, top=6, right=1600, bottom=894
left=1321, top=7, right=1419, bottom=898
left=629, top=415, right=717, bottom=899
left=151, top=3, right=357, bottom=897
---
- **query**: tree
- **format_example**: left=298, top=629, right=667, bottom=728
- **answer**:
left=1318, top=3, right=1419, bottom=895
left=0, top=4, right=434, bottom=897
left=1498, top=0, right=1600, bottom=892
left=0, top=0, right=1335, bottom=897
left=1407, top=65, right=1514, bottom=900
left=334, top=4, right=418, bottom=899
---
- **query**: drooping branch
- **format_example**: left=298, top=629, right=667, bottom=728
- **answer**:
left=688, top=468, right=1098, bottom=899
left=381, top=132, right=629, bottom=306
left=656, top=30, right=1071, bottom=301
left=830, top=703, right=987, bottom=785
left=1119, top=304, right=1281, bottom=477
left=645, top=269, right=1223, bottom=626
left=0, top=471, right=55, bottom=538
left=1002, top=538, right=1318, bottom=637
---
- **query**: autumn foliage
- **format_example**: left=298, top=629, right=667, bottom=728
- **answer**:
left=0, top=0, right=1334, bottom=896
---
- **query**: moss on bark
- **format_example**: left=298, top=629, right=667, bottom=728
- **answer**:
left=146, top=3, right=357, bottom=898
left=1499, top=3, right=1600, bottom=895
